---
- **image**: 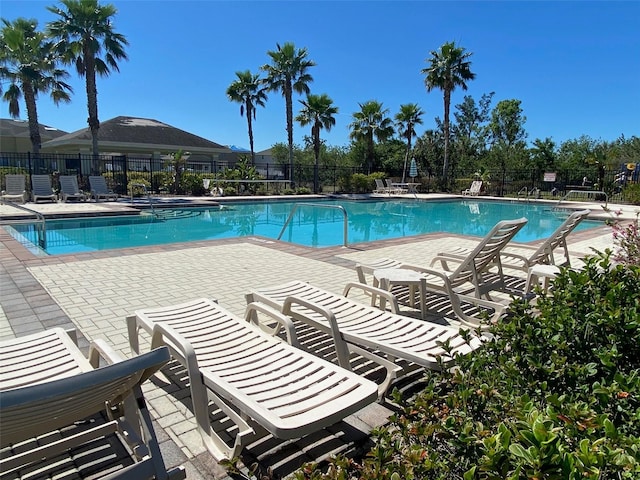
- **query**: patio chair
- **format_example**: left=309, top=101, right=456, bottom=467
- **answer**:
left=0, top=328, right=185, bottom=480
left=59, top=175, right=87, bottom=202
left=386, top=178, right=407, bottom=194
left=246, top=281, right=485, bottom=393
left=355, top=217, right=528, bottom=326
left=89, top=175, right=118, bottom=201
left=1, top=174, right=27, bottom=203
left=462, top=180, right=482, bottom=196
left=31, top=174, right=57, bottom=202
left=127, top=299, right=378, bottom=461
left=434, top=209, right=591, bottom=273
left=374, top=178, right=389, bottom=194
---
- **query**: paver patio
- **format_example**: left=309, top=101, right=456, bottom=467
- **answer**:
left=0, top=194, right=628, bottom=478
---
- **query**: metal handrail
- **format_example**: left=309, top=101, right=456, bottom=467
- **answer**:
left=278, top=203, right=349, bottom=247
left=129, top=183, right=156, bottom=216
left=0, top=199, right=47, bottom=249
left=557, top=189, right=608, bottom=207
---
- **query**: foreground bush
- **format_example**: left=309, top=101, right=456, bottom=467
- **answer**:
left=298, top=252, right=640, bottom=479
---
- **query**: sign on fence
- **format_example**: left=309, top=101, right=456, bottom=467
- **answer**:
left=543, top=172, right=557, bottom=182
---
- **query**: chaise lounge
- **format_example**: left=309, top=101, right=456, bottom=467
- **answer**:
left=246, top=280, right=484, bottom=394
left=0, top=328, right=184, bottom=479
left=462, top=180, right=482, bottom=196
left=89, top=175, right=118, bottom=201
left=1, top=174, right=27, bottom=203
left=127, top=299, right=378, bottom=461
left=355, top=217, right=528, bottom=327
left=31, top=174, right=57, bottom=202
left=433, top=209, right=591, bottom=273
left=59, top=175, right=88, bottom=202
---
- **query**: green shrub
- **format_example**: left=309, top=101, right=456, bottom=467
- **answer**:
left=298, top=251, right=640, bottom=479
left=126, top=173, right=150, bottom=196
left=181, top=173, right=207, bottom=196
left=296, top=187, right=312, bottom=195
left=623, top=183, right=640, bottom=205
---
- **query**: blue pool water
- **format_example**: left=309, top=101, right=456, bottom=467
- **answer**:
left=6, top=199, right=602, bottom=255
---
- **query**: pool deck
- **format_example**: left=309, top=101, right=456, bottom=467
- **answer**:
left=0, top=193, right=636, bottom=479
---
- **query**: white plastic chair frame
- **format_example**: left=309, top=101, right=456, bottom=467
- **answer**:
left=127, top=299, right=378, bottom=462
left=0, top=328, right=184, bottom=480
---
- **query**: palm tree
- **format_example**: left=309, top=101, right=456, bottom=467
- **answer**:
left=226, top=70, right=268, bottom=164
left=395, top=103, right=424, bottom=182
left=0, top=18, right=72, bottom=157
left=349, top=100, right=394, bottom=174
left=46, top=0, right=128, bottom=172
left=422, top=41, right=475, bottom=187
left=295, top=93, right=338, bottom=193
left=261, top=42, right=315, bottom=186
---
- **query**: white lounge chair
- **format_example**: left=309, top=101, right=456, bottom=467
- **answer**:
left=434, top=209, right=591, bottom=273
left=355, top=218, right=528, bottom=327
left=0, top=328, right=184, bottom=480
left=59, top=175, right=87, bottom=202
left=246, top=281, right=484, bottom=390
left=127, top=299, right=378, bottom=461
left=31, top=174, right=57, bottom=202
left=1, top=174, right=27, bottom=203
left=462, top=180, right=482, bottom=196
left=374, top=178, right=389, bottom=194
left=89, top=175, right=118, bottom=201
left=386, top=178, right=407, bottom=194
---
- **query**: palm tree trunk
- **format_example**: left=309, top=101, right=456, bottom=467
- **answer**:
left=285, top=82, right=294, bottom=187
left=85, top=52, right=100, bottom=174
left=313, top=123, right=320, bottom=194
left=246, top=102, right=255, bottom=164
left=367, top=131, right=374, bottom=174
left=402, top=131, right=412, bottom=183
left=442, top=90, right=452, bottom=186
left=23, top=83, right=41, bottom=158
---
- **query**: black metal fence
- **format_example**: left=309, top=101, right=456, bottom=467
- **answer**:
left=1, top=152, right=637, bottom=201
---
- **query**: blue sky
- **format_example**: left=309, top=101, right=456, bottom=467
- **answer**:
left=2, top=1, right=638, bottom=152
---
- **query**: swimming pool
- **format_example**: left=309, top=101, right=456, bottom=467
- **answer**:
left=6, top=199, right=601, bottom=255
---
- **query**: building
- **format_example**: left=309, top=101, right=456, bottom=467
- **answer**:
left=0, top=119, right=68, bottom=154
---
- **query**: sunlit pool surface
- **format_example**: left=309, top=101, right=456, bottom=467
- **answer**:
left=5, top=199, right=602, bottom=256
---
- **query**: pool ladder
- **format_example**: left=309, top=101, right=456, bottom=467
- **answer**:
left=0, top=199, right=47, bottom=249
left=517, top=187, right=540, bottom=202
left=129, top=183, right=156, bottom=216
left=557, top=190, right=608, bottom=207
left=278, top=203, right=349, bottom=247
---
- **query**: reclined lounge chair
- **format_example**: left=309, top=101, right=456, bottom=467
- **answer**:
left=433, top=209, right=591, bottom=273
left=127, top=299, right=378, bottom=461
left=462, top=180, right=482, bottom=196
left=0, top=328, right=184, bottom=480
left=355, top=217, right=528, bottom=327
left=31, top=174, right=57, bottom=202
left=1, top=174, right=27, bottom=203
left=59, top=175, right=88, bottom=202
left=246, top=281, right=484, bottom=393
left=89, top=175, right=118, bottom=201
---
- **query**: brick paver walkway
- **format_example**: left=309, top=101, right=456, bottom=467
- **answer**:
left=0, top=195, right=625, bottom=479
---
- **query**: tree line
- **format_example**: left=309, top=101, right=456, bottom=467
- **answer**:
left=2, top=0, right=638, bottom=193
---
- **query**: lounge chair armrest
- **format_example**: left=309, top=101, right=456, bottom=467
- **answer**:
left=429, top=253, right=465, bottom=269
left=149, top=321, right=197, bottom=368
left=400, top=264, right=452, bottom=283
left=342, top=282, right=400, bottom=313
left=88, top=338, right=125, bottom=368
left=451, top=292, right=509, bottom=330
left=499, top=250, right=529, bottom=267
left=282, top=296, right=352, bottom=371
left=245, top=301, right=301, bottom=348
